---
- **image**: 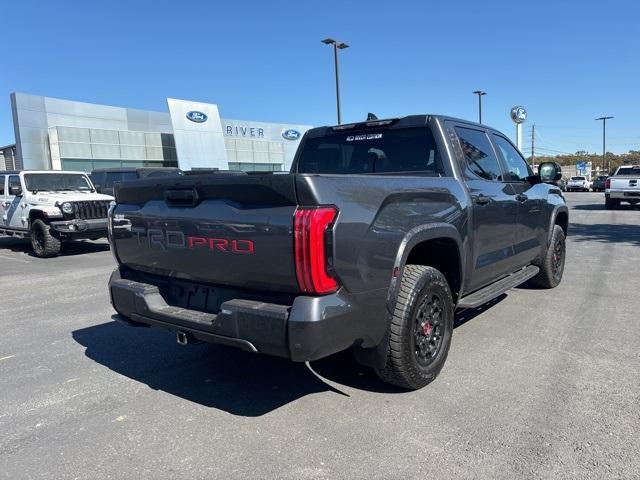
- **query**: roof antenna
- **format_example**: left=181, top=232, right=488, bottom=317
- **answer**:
left=366, top=113, right=378, bottom=121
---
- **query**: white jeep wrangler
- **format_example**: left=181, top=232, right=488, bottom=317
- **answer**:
left=0, top=170, right=114, bottom=257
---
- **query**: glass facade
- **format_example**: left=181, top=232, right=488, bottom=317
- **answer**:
left=228, top=162, right=283, bottom=172
left=224, top=137, right=285, bottom=171
left=51, top=125, right=178, bottom=172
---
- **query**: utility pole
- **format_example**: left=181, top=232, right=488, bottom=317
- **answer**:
left=595, top=116, right=614, bottom=174
left=472, top=91, right=486, bottom=124
left=531, top=124, right=535, bottom=170
left=321, top=38, right=349, bottom=125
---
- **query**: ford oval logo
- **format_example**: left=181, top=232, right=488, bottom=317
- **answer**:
left=282, top=129, right=301, bottom=140
left=186, top=111, right=208, bottom=123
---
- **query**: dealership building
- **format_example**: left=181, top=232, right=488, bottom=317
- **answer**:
left=6, top=92, right=312, bottom=173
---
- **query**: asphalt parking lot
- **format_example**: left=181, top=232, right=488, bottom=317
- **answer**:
left=1, top=192, right=639, bottom=480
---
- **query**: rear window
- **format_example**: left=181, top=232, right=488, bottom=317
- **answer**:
left=103, top=172, right=137, bottom=187
left=571, top=176, right=585, bottom=181
left=145, top=170, right=181, bottom=178
left=121, top=172, right=139, bottom=182
left=296, top=127, right=443, bottom=175
left=616, top=166, right=640, bottom=176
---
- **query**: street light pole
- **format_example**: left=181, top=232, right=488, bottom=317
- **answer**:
left=595, top=116, right=614, bottom=174
left=473, top=90, right=486, bottom=124
left=322, top=38, right=349, bottom=125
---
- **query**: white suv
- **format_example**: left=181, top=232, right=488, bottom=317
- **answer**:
left=566, top=176, right=591, bottom=192
left=0, top=170, right=114, bottom=257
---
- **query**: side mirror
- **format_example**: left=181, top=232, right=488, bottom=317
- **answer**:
left=9, top=185, right=22, bottom=196
left=94, top=184, right=102, bottom=193
left=538, top=162, right=562, bottom=184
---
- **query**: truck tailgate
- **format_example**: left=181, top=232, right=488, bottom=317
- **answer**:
left=610, top=176, right=640, bottom=194
left=110, top=174, right=300, bottom=293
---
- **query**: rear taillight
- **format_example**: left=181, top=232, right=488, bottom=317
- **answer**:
left=294, top=206, right=339, bottom=295
left=605, top=178, right=611, bottom=189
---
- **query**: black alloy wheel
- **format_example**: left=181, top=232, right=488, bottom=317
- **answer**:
left=413, top=293, right=445, bottom=366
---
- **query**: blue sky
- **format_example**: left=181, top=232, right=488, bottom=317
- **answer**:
left=2, top=0, right=640, bottom=155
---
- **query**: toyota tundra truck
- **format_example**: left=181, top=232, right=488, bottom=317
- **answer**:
left=108, top=115, right=568, bottom=390
left=605, top=165, right=640, bottom=209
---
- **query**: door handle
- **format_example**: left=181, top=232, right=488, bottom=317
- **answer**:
left=473, top=194, right=491, bottom=206
left=516, top=193, right=528, bottom=203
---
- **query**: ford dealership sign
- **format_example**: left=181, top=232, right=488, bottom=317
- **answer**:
left=186, top=111, right=208, bottom=123
left=282, top=129, right=301, bottom=140
left=510, top=106, right=527, bottom=124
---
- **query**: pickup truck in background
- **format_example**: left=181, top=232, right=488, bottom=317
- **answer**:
left=108, top=115, right=568, bottom=390
left=605, top=165, right=640, bottom=209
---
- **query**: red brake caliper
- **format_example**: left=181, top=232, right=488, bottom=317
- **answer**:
left=423, top=322, right=433, bottom=336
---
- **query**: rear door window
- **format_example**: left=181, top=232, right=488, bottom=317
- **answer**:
left=296, top=127, right=444, bottom=175
left=455, top=127, right=503, bottom=181
left=0, top=175, right=5, bottom=196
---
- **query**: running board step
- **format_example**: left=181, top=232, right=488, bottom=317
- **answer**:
left=457, top=265, right=540, bottom=309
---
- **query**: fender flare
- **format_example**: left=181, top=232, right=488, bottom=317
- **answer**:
left=547, top=204, right=569, bottom=246
left=355, top=223, right=464, bottom=370
left=385, top=222, right=464, bottom=313
left=27, top=208, right=47, bottom=226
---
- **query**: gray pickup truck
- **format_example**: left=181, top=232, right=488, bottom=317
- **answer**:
left=108, top=115, right=568, bottom=390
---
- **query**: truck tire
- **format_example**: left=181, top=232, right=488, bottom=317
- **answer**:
left=30, top=219, right=61, bottom=258
left=375, top=265, right=454, bottom=390
left=530, top=225, right=565, bottom=289
left=605, top=196, right=620, bottom=210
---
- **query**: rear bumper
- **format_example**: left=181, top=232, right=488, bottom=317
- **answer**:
left=606, top=190, right=640, bottom=199
left=50, top=218, right=108, bottom=237
left=108, top=268, right=386, bottom=362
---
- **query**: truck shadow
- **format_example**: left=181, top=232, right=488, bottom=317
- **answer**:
left=72, top=319, right=348, bottom=417
left=572, top=203, right=640, bottom=211
left=568, top=222, right=640, bottom=245
left=0, top=237, right=110, bottom=257
left=72, top=298, right=506, bottom=416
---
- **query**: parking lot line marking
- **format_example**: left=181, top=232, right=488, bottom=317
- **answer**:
left=0, top=355, right=16, bottom=362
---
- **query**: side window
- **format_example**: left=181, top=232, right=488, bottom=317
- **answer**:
left=492, top=134, right=532, bottom=181
left=121, top=172, right=138, bottom=182
left=91, top=172, right=105, bottom=186
left=104, top=173, right=118, bottom=188
left=8, top=175, right=21, bottom=194
left=455, top=127, right=503, bottom=181
left=0, top=175, right=5, bottom=196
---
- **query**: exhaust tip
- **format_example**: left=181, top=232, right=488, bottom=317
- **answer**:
left=176, top=331, right=189, bottom=346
